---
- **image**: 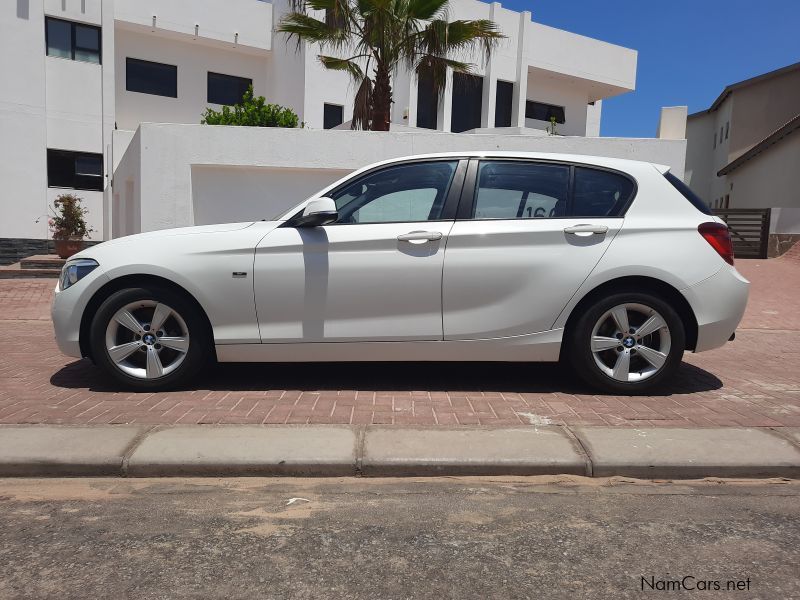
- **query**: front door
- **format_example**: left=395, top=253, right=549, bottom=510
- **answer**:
left=443, top=160, right=633, bottom=339
left=254, top=159, right=464, bottom=342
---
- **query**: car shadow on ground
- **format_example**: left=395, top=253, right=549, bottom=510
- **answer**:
left=50, top=359, right=723, bottom=396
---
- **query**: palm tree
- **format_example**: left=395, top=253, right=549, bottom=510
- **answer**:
left=278, top=0, right=503, bottom=131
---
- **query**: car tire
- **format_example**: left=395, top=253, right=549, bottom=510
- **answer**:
left=565, top=290, right=686, bottom=395
left=90, top=286, right=213, bottom=391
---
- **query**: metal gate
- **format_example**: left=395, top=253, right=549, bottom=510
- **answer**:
left=712, top=208, right=771, bottom=259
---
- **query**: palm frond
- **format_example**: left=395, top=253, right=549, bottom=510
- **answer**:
left=319, top=56, right=366, bottom=86
left=351, top=76, right=373, bottom=130
left=406, top=0, right=448, bottom=21
left=277, top=12, right=350, bottom=52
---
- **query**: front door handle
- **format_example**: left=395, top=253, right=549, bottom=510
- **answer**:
left=397, top=230, right=443, bottom=242
left=563, top=224, right=609, bottom=236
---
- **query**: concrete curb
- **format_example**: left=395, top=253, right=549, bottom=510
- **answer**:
left=0, top=425, right=798, bottom=479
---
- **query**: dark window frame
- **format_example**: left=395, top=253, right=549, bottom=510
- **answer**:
left=323, top=103, right=344, bottom=130
left=47, top=149, right=104, bottom=192
left=457, top=158, right=638, bottom=221
left=494, top=80, right=514, bottom=128
left=451, top=72, right=484, bottom=133
left=416, top=69, right=439, bottom=130
left=207, top=71, right=252, bottom=105
left=525, top=100, right=565, bottom=124
left=45, top=16, right=101, bottom=64
left=126, top=57, right=178, bottom=98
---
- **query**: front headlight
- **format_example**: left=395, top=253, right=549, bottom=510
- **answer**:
left=59, top=258, right=99, bottom=291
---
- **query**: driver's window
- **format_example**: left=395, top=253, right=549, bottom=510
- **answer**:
left=331, top=161, right=458, bottom=224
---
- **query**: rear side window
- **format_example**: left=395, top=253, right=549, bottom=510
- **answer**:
left=473, top=161, right=569, bottom=219
left=573, top=167, right=634, bottom=217
left=664, top=172, right=712, bottom=215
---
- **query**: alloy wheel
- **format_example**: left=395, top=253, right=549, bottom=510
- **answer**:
left=104, top=300, right=190, bottom=380
left=589, top=303, right=671, bottom=383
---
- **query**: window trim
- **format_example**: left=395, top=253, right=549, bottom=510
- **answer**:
left=457, top=158, right=638, bottom=221
left=126, top=57, right=178, bottom=98
left=45, top=16, right=101, bottom=64
left=283, top=158, right=469, bottom=227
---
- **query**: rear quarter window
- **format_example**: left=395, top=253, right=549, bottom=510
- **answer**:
left=573, top=167, right=635, bottom=217
left=664, top=172, right=712, bottom=215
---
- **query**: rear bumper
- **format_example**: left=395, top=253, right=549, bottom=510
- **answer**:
left=682, top=266, right=749, bottom=352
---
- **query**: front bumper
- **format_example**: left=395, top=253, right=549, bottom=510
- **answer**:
left=681, top=265, right=749, bottom=352
left=51, top=269, right=110, bottom=358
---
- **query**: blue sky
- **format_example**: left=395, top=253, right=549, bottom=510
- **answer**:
left=500, top=0, right=800, bottom=137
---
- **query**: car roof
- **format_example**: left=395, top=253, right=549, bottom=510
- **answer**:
left=371, top=151, right=668, bottom=174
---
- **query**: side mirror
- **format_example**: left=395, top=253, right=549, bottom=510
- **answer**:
left=294, top=197, right=338, bottom=227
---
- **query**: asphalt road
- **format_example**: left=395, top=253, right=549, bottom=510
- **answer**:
left=1, top=476, right=799, bottom=599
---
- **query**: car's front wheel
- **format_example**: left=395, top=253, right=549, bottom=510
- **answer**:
left=89, top=286, right=212, bottom=391
left=566, top=291, right=686, bottom=394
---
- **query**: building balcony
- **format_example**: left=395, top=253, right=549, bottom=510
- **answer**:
left=114, top=0, right=272, bottom=54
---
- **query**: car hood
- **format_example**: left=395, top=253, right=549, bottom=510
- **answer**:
left=69, top=221, right=277, bottom=263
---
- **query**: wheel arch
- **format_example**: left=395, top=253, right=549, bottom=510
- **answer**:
left=79, top=274, right=216, bottom=361
left=560, top=276, right=699, bottom=356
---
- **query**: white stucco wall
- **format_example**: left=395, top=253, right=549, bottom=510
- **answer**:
left=114, top=0, right=272, bottom=52
left=190, top=164, right=350, bottom=225
left=1, top=0, right=48, bottom=239
left=112, top=123, right=686, bottom=237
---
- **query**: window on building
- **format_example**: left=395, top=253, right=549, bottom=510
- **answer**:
left=47, top=149, right=103, bottom=191
left=714, top=132, right=717, bottom=148
left=525, top=101, right=565, bottom=124
left=207, top=72, right=252, bottom=105
left=126, top=58, right=177, bottom=98
left=720, top=126, right=724, bottom=144
left=323, top=103, right=344, bottom=129
left=330, top=161, right=458, bottom=224
left=572, top=167, right=635, bottom=217
left=472, top=161, right=569, bottom=219
left=725, top=121, right=729, bottom=139
left=416, top=69, right=438, bottom=130
left=724, top=194, right=730, bottom=208
left=451, top=73, right=483, bottom=133
left=494, top=80, right=514, bottom=127
left=45, top=17, right=101, bottom=64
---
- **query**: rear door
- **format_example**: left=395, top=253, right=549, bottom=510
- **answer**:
left=442, top=159, right=633, bottom=339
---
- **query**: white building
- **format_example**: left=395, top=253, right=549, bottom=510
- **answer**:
left=2, top=0, right=655, bottom=263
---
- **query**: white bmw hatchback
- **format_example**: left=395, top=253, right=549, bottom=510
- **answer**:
left=52, top=152, right=749, bottom=394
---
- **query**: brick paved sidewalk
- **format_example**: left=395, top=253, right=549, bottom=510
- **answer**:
left=1, top=258, right=799, bottom=427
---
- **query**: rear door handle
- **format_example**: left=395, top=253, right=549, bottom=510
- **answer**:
left=397, top=230, right=443, bottom=242
left=563, top=224, right=609, bottom=236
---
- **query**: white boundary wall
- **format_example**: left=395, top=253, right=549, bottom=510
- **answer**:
left=112, top=124, right=686, bottom=237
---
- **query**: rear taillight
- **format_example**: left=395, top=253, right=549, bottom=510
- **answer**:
left=698, top=222, right=734, bottom=265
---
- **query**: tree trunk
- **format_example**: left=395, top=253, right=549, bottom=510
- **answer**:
left=370, top=62, right=392, bottom=131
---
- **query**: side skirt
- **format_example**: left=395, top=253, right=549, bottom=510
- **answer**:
left=216, top=329, right=563, bottom=363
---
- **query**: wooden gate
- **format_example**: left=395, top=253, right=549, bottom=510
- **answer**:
left=712, top=208, right=771, bottom=259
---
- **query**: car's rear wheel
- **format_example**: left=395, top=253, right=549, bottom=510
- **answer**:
left=90, top=286, right=212, bottom=391
left=566, top=291, right=686, bottom=394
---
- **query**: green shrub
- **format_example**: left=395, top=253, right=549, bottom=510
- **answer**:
left=50, top=194, right=93, bottom=240
left=201, top=86, right=299, bottom=128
